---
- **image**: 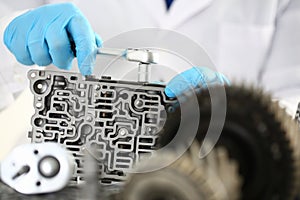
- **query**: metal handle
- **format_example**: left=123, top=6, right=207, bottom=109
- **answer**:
left=97, top=48, right=159, bottom=82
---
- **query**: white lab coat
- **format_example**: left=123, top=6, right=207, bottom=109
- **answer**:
left=0, top=0, right=299, bottom=157
left=77, top=0, right=300, bottom=114
left=1, top=0, right=299, bottom=106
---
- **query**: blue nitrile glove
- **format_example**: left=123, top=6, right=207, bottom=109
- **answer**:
left=165, top=67, right=230, bottom=98
left=3, top=3, right=102, bottom=75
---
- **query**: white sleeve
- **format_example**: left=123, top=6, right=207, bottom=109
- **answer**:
left=0, top=10, right=41, bottom=160
left=0, top=10, right=30, bottom=111
left=261, top=0, right=300, bottom=116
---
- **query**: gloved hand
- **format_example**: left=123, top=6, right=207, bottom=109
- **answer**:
left=165, top=67, right=229, bottom=98
left=3, top=3, right=101, bottom=75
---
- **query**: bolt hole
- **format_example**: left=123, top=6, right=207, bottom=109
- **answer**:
left=95, top=84, right=100, bottom=90
left=33, top=80, right=48, bottom=94
left=36, top=102, right=42, bottom=108
left=34, top=118, right=44, bottom=127
left=36, top=181, right=41, bottom=186
left=121, top=93, right=128, bottom=100
left=37, top=84, right=43, bottom=89
left=30, top=73, right=36, bottom=78
left=34, top=150, right=39, bottom=155
left=167, top=106, right=175, bottom=113
left=86, top=116, right=93, bottom=122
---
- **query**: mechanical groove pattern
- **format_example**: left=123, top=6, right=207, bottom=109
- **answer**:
left=27, top=69, right=177, bottom=184
left=119, top=142, right=241, bottom=200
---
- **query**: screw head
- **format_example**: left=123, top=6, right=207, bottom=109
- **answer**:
left=134, top=100, right=143, bottom=108
left=118, top=128, right=128, bottom=136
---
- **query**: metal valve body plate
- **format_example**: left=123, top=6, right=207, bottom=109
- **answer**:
left=28, top=70, right=177, bottom=184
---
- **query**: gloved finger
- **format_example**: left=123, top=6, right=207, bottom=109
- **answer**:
left=165, top=68, right=201, bottom=98
left=27, top=23, right=52, bottom=66
left=218, top=73, right=231, bottom=85
left=67, top=13, right=97, bottom=75
left=165, top=67, right=228, bottom=98
left=193, top=67, right=225, bottom=86
left=45, top=21, right=74, bottom=70
left=3, top=16, right=34, bottom=66
left=95, top=33, right=103, bottom=48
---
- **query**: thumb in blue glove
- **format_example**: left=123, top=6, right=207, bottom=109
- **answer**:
left=3, top=3, right=102, bottom=75
left=165, top=67, right=230, bottom=98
